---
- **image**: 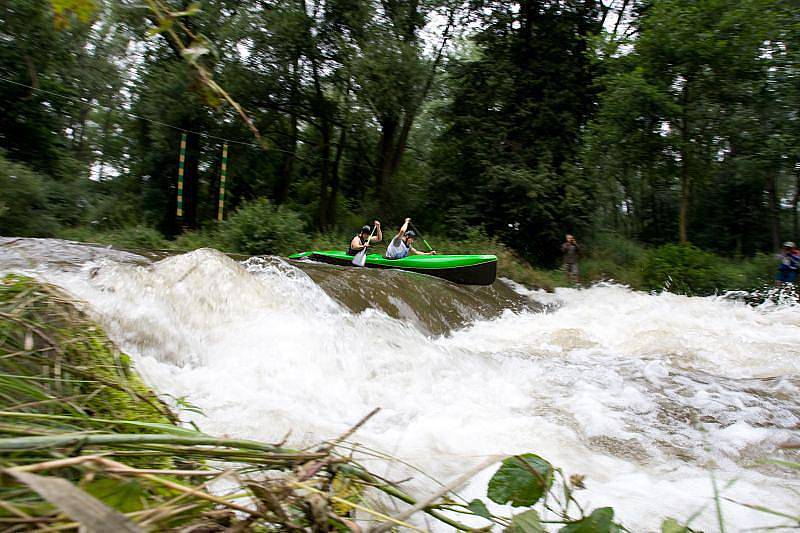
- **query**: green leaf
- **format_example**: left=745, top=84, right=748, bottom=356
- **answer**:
left=559, top=508, right=619, bottom=533
left=82, top=479, right=146, bottom=513
left=661, top=518, right=690, bottom=533
left=8, top=470, right=143, bottom=532
left=487, top=454, right=554, bottom=507
left=505, top=510, right=545, bottom=533
left=467, top=499, right=492, bottom=519
left=766, top=459, right=800, bottom=471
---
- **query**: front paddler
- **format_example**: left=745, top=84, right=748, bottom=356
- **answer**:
left=385, top=218, right=436, bottom=259
left=348, top=220, right=382, bottom=256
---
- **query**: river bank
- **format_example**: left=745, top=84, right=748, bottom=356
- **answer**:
left=0, top=274, right=345, bottom=530
left=57, top=224, right=777, bottom=294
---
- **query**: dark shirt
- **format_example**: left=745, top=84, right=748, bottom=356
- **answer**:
left=561, top=242, right=580, bottom=264
left=347, top=235, right=367, bottom=256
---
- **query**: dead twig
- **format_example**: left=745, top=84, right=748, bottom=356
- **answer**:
left=369, top=455, right=502, bottom=533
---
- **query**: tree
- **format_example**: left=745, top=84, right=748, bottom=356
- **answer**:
left=580, top=0, right=798, bottom=252
left=429, top=0, right=602, bottom=262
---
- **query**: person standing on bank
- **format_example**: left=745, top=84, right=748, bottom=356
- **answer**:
left=348, top=221, right=382, bottom=256
left=561, top=234, right=580, bottom=284
left=385, top=218, right=436, bottom=259
left=775, top=241, right=799, bottom=286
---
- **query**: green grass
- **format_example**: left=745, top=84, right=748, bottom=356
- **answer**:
left=58, top=225, right=171, bottom=250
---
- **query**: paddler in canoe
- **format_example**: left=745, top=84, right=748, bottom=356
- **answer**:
left=347, top=220, right=383, bottom=256
left=287, top=218, right=495, bottom=285
left=385, top=218, right=437, bottom=259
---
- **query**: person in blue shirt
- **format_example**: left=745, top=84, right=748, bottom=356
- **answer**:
left=775, top=241, right=799, bottom=286
left=385, top=218, right=436, bottom=259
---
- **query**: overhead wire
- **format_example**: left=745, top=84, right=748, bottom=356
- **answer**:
left=0, top=74, right=387, bottom=176
left=0, top=75, right=265, bottom=149
left=3, top=77, right=440, bottom=204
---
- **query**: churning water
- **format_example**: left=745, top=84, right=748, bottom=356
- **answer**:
left=2, top=237, right=799, bottom=531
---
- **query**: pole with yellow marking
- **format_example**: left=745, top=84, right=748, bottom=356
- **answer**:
left=217, top=143, right=228, bottom=222
left=176, top=133, right=187, bottom=220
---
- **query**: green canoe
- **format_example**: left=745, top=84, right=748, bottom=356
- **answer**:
left=288, top=250, right=498, bottom=285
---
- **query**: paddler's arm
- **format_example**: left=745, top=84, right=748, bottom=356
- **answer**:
left=410, top=247, right=436, bottom=255
left=371, top=220, right=382, bottom=243
left=395, top=218, right=410, bottom=241
left=350, top=236, right=368, bottom=251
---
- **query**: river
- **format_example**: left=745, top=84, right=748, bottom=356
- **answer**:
left=2, top=237, right=798, bottom=531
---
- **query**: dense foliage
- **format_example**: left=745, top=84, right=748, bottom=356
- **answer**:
left=218, top=197, right=309, bottom=255
left=1, top=0, right=799, bottom=270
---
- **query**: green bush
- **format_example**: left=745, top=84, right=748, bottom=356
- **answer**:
left=58, top=225, right=168, bottom=250
left=581, top=257, right=644, bottom=288
left=219, top=198, right=309, bottom=255
left=642, top=243, right=732, bottom=295
left=0, top=154, right=60, bottom=236
left=308, top=231, right=350, bottom=252
left=107, top=226, right=170, bottom=249
left=589, top=233, right=646, bottom=266
left=86, top=191, right=144, bottom=231
left=735, top=252, right=777, bottom=288
left=170, top=225, right=224, bottom=252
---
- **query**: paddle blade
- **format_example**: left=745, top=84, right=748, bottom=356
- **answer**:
left=352, top=249, right=367, bottom=267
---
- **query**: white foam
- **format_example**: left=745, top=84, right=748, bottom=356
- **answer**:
left=4, top=244, right=799, bottom=531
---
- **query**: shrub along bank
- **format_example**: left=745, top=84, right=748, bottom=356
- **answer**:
left=41, top=199, right=780, bottom=295
left=55, top=201, right=778, bottom=296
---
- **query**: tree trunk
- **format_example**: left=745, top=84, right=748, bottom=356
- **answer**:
left=74, top=105, right=90, bottom=163
left=370, top=4, right=456, bottom=214
left=766, top=172, right=780, bottom=250
left=317, top=121, right=333, bottom=230
left=679, top=163, right=689, bottom=244
left=98, top=111, right=112, bottom=181
left=375, top=116, right=397, bottom=211
left=182, top=131, right=201, bottom=229
left=276, top=119, right=297, bottom=204
left=326, top=124, right=347, bottom=228
left=275, top=59, right=299, bottom=204
left=612, top=0, right=631, bottom=38
left=678, top=80, right=691, bottom=244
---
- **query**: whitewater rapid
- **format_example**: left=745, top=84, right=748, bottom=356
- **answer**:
left=2, top=238, right=799, bottom=531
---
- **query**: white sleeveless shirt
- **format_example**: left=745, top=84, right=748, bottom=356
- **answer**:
left=385, top=236, right=410, bottom=259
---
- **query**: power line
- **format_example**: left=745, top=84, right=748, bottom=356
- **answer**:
left=0, top=75, right=261, bottom=149
left=0, top=74, right=382, bottom=173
